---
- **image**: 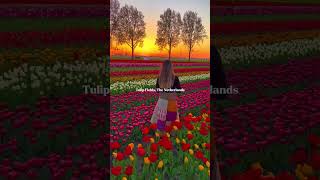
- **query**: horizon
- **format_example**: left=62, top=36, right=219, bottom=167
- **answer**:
left=111, top=0, right=210, bottom=59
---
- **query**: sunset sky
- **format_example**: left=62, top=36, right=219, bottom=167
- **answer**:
left=111, top=0, right=210, bottom=59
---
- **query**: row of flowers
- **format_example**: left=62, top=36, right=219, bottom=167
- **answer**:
left=212, top=5, right=320, bottom=16
left=0, top=5, right=107, bottom=18
left=212, top=20, right=320, bottom=35
left=111, top=108, right=211, bottom=180
left=111, top=80, right=209, bottom=112
left=111, top=68, right=209, bottom=77
left=0, top=28, right=106, bottom=48
left=219, top=37, right=320, bottom=66
left=215, top=85, right=320, bottom=153
left=223, top=133, right=320, bottom=180
left=110, top=72, right=204, bottom=84
left=110, top=62, right=209, bottom=68
left=0, top=48, right=105, bottom=66
left=214, top=30, right=320, bottom=48
left=0, top=60, right=104, bottom=106
left=214, top=84, right=320, bottom=176
left=110, top=73, right=209, bottom=95
left=110, top=88, right=210, bottom=143
left=0, top=94, right=109, bottom=179
left=225, top=57, right=320, bottom=98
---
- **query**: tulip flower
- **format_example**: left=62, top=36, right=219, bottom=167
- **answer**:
left=184, top=157, right=189, bottom=164
left=198, top=165, right=204, bottom=171
left=144, top=157, right=150, bottom=165
left=111, top=166, right=122, bottom=176
left=129, top=155, right=134, bottom=161
left=125, top=166, right=133, bottom=176
left=157, top=160, right=164, bottom=169
left=189, top=149, right=194, bottom=155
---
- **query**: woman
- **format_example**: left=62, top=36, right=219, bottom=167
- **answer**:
left=151, top=60, right=181, bottom=131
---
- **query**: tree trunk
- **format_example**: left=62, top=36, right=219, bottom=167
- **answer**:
left=131, top=47, right=134, bottom=61
left=169, top=46, right=171, bottom=60
left=188, top=47, right=192, bottom=62
left=131, top=39, right=134, bottom=61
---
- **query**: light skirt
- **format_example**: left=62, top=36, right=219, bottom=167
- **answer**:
left=151, top=98, right=179, bottom=131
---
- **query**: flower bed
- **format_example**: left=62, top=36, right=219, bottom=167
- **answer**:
left=111, top=108, right=211, bottom=180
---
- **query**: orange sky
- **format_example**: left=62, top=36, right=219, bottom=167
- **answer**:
left=111, top=0, right=210, bottom=59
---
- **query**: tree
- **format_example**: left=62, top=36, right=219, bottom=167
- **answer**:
left=182, top=11, right=207, bottom=61
left=115, top=5, right=146, bottom=60
left=156, top=8, right=182, bottom=60
left=110, top=0, right=120, bottom=36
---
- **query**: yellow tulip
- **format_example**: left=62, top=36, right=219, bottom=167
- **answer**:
left=198, top=165, right=205, bottom=171
left=189, top=149, right=194, bottom=155
left=173, top=126, right=178, bottom=130
left=158, top=160, right=164, bottom=169
left=160, top=148, right=163, bottom=154
left=144, top=157, right=150, bottom=165
left=166, top=133, right=170, bottom=137
left=128, top=143, right=134, bottom=150
left=182, top=139, right=186, bottom=144
left=206, top=161, right=210, bottom=168
left=155, top=132, right=160, bottom=137
left=155, top=178, right=158, bottom=180
left=301, top=163, right=314, bottom=176
left=112, top=152, right=117, bottom=158
left=194, top=144, right=199, bottom=149
left=150, top=138, right=155, bottom=143
left=208, top=170, right=210, bottom=176
left=176, top=138, right=180, bottom=144
left=187, top=131, right=192, bottom=135
left=202, top=143, right=206, bottom=148
left=138, top=144, right=142, bottom=148
left=122, top=177, right=127, bottom=180
left=129, top=155, right=135, bottom=161
left=184, top=157, right=189, bottom=163
left=196, top=127, right=200, bottom=130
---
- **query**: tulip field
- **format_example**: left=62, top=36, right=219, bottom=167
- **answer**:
left=0, top=3, right=110, bottom=179
left=213, top=1, right=320, bottom=179
left=110, top=60, right=211, bottom=179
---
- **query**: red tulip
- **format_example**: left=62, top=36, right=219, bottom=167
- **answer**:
left=195, top=151, right=204, bottom=159
left=116, top=152, right=124, bottom=161
left=125, top=165, right=133, bottom=176
left=111, top=142, right=120, bottom=150
left=137, top=147, right=146, bottom=157
left=124, top=146, right=132, bottom=156
left=149, top=153, right=158, bottom=163
left=150, top=143, right=158, bottom=152
left=150, top=124, right=157, bottom=131
left=142, top=127, right=149, bottom=135
left=111, top=166, right=122, bottom=176
left=187, top=134, right=193, bottom=140
left=181, top=143, right=190, bottom=151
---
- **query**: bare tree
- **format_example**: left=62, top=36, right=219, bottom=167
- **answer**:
left=156, top=8, right=182, bottom=60
left=182, top=11, right=207, bottom=61
left=115, top=5, right=146, bottom=60
left=110, top=0, right=120, bottom=51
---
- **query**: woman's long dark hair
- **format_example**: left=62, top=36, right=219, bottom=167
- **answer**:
left=158, top=60, right=175, bottom=88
